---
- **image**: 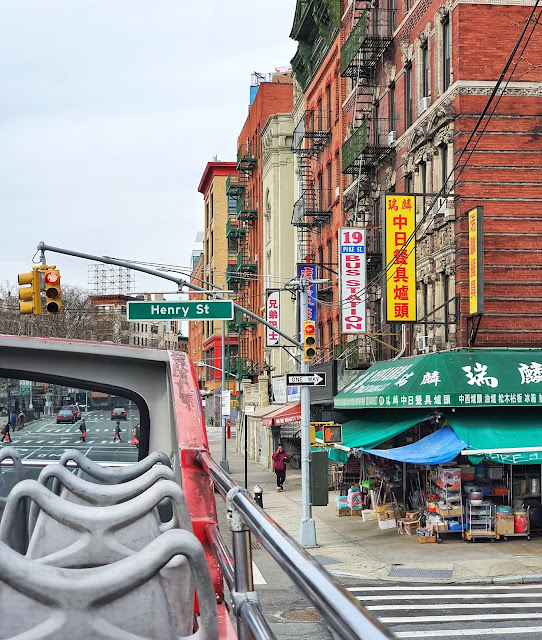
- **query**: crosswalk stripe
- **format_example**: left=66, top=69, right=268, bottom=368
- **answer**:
left=395, top=626, right=542, bottom=638
left=381, top=613, right=542, bottom=624
left=347, top=584, right=542, bottom=592
left=357, top=592, right=542, bottom=601
left=368, top=602, right=542, bottom=610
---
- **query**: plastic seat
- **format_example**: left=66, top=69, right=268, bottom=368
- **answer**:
left=2, top=479, right=195, bottom=637
left=0, top=528, right=218, bottom=640
left=0, top=448, right=27, bottom=553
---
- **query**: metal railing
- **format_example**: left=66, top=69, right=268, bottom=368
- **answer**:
left=198, top=450, right=396, bottom=640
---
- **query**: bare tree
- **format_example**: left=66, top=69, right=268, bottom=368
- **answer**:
left=0, top=281, right=119, bottom=342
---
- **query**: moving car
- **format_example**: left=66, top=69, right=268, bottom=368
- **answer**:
left=57, top=409, right=76, bottom=424
left=111, top=407, right=127, bottom=420
left=65, top=405, right=81, bottom=420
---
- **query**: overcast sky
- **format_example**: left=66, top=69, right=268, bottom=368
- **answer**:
left=0, top=0, right=297, bottom=296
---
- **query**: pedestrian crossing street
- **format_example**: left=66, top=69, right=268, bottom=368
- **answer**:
left=347, top=582, right=542, bottom=638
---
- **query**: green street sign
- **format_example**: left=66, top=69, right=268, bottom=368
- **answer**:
left=127, top=300, right=234, bottom=321
left=20, top=386, right=31, bottom=393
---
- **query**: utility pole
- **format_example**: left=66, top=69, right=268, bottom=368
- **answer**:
left=290, top=274, right=329, bottom=548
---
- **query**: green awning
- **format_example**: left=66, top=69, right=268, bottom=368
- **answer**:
left=314, top=409, right=433, bottom=463
left=335, top=349, right=542, bottom=410
left=445, top=407, right=542, bottom=465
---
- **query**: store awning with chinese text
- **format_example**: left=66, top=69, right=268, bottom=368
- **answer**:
left=334, top=349, right=542, bottom=410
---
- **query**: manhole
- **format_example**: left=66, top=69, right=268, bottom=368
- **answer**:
left=388, top=568, right=453, bottom=579
left=312, top=554, right=340, bottom=566
left=281, top=608, right=322, bottom=622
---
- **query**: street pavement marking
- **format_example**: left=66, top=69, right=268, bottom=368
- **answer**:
left=381, top=613, right=542, bottom=624
left=368, top=602, right=542, bottom=610
left=395, top=626, right=542, bottom=638
left=348, top=584, right=542, bottom=592
left=252, top=562, right=266, bottom=585
left=356, top=592, right=542, bottom=600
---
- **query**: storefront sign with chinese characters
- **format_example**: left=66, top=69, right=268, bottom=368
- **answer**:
left=383, top=194, right=416, bottom=322
left=265, top=289, right=280, bottom=347
left=468, top=206, right=484, bottom=315
left=334, top=351, right=542, bottom=408
left=339, top=227, right=366, bottom=333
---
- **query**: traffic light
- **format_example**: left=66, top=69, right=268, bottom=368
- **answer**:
left=44, top=269, right=62, bottom=314
left=302, top=319, right=317, bottom=363
left=18, top=269, right=41, bottom=315
left=322, top=423, right=342, bottom=445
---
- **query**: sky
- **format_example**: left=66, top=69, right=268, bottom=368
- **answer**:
left=0, top=0, right=297, bottom=296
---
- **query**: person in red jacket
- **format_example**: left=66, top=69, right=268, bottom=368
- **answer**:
left=272, top=444, right=290, bottom=492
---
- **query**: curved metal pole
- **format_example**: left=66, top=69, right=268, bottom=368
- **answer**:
left=36, top=242, right=302, bottom=348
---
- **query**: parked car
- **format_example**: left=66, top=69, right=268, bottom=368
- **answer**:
left=64, top=405, right=81, bottom=420
left=57, top=409, right=76, bottom=424
left=111, top=407, right=127, bottom=420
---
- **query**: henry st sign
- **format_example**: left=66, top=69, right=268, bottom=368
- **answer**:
left=127, top=300, right=234, bottom=321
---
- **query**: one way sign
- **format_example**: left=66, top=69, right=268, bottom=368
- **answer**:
left=286, top=372, right=326, bottom=387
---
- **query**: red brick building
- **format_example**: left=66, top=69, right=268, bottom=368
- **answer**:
left=291, top=0, right=542, bottom=369
left=226, top=74, right=293, bottom=379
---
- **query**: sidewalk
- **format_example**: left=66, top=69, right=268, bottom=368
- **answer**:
left=209, top=430, right=542, bottom=584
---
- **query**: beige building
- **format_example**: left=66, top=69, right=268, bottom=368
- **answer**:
left=261, top=113, right=297, bottom=381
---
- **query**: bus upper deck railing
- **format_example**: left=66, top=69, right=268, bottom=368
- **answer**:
left=0, top=453, right=396, bottom=640
left=197, top=450, right=396, bottom=640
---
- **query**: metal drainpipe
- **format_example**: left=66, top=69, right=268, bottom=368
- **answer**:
left=392, top=323, right=407, bottom=361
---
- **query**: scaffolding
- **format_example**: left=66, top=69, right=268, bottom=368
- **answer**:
left=88, top=265, right=135, bottom=295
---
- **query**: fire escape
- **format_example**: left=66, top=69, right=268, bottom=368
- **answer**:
left=339, top=0, right=394, bottom=368
left=291, top=109, right=332, bottom=260
left=225, top=143, right=259, bottom=379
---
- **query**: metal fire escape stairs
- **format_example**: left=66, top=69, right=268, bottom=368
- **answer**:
left=291, top=110, right=332, bottom=261
left=225, top=143, right=259, bottom=379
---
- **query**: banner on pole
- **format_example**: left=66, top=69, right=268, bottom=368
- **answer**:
left=339, top=227, right=366, bottom=333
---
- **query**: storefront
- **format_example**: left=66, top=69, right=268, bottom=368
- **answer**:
left=327, top=349, right=542, bottom=541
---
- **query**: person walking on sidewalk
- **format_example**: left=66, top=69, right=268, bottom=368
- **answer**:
left=113, top=420, right=122, bottom=442
left=1, top=422, right=11, bottom=442
left=272, top=444, right=290, bottom=492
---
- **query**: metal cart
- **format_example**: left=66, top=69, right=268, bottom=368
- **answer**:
left=464, top=500, right=496, bottom=542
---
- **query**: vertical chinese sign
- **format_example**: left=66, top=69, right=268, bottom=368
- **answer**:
left=339, top=227, right=366, bottom=333
left=297, top=264, right=317, bottom=340
left=266, top=289, right=280, bottom=347
left=468, top=206, right=484, bottom=315
left=383, top=194, right=417, bottom=322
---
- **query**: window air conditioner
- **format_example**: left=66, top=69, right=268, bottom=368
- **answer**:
left=430, top=196, right=447, bottom=217
left=416, top=335, right=427, bottom=351
left=387, top=130, right=397, bottom=144
left=419, top=96, right=431, bottom=115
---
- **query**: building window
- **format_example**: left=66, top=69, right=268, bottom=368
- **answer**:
left=327, top=162, right=332, bottom=208
left=421, top=43, right=429, bottom=99
left=374, top=101, right=380, bottom=144
left=317, top=98, right=323, bottom=130
left=327, top=238, right=333, bottom=276
left=444, top=273, right=450, bottom=343
left=420, top=161, right=427, bottom=196
left=405, top=64, right=413, bottom=128
left=405, top=173, right=413, bottom=193
left=389, top=83, right=395, bottom=133
left=318, top=245, right=324, bottom=279
left=318, top=173, right=323, bottom=210
left=326, top=84, right=332, bottom=128
left=441, top=144, right=448, bottom=189
left=319, top=323, right=324, bottom=348
left=443, top=18, right=451, bottom=90
left=335, top=151, right=340, bottom=195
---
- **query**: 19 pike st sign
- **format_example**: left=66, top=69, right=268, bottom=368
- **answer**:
left=127, top=300, right=234, bottom=321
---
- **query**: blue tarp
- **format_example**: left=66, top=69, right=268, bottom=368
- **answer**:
left=363, top=426, right=466, bottom=466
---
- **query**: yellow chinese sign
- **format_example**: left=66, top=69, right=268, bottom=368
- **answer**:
left=468, top=206, right=484, bottom=314
left=384, top=194, right=417, bottom=322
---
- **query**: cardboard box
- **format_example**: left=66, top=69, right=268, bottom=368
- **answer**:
left=437, top=506, right=463, bottom=517
left=334, top=507, right=350, bottom=517
left=376, top=509, right=396, bottom=521
left=378, top=518, right=397, bottom=530
left=496, top=514, right=514, bottom=535
left=375, top=503, right=393, bottom=514
left=417, top=535, right=437, bottom=544
left=350, top=508, right=362, bottom=517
